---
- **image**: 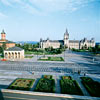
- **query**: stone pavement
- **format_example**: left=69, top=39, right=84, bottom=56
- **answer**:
left=72, top=74, right=90, bottom=96
left=53, top=75, right=61, bottom=93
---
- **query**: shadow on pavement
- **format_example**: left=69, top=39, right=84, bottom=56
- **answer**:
left=0, top=90, right=4, bottom=100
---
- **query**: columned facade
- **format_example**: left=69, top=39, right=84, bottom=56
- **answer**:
left=4, top=47, right=24, bottom=60
left=4, top=51, right=24, bottom=60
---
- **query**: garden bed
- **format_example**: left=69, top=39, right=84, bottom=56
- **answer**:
left=43, top=75, right=53, bottom=79
left=38, top=57, right=64, bottom=61
left=8, top=78, right=35, bottom=91
left=60, top=76, right=83, bottom=95
left=34, top=76, right=55, bottom=93
left=81, top=77, right=100, bottom=97
left=25, top=56, right=33, bottom=58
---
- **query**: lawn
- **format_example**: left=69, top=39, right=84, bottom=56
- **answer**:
left=8, top=78, right=35, bottom=91
left=34, top=76, right=55, bottom=93
left=25, top=56, right=33, bottom=58
left=81, top=77, right=100, bottom=97
left=25, top=51, right=49, bottom=55
left=60, top=76, right=83, bottom=95
left=38, top=57, right=64, bottom=61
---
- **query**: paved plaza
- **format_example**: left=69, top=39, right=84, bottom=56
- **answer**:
left=0, top=50, right=100, bottom=74
left=0, top=50, right=100, bottom=99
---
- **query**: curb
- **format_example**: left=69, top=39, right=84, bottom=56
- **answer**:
left=1, top=89, right=100, bottom=100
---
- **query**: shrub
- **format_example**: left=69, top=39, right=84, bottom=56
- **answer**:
left=8, top=78, right=35, bottom=91
left=60, top=76, right=83, bottom=95
left=35, top=78, right=55, bottom=93
left=81, top=77, right=100, bottom=97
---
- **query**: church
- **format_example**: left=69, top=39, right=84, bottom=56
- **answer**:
left=40, top=29, right=95, bottom=49
left=0, top=30, right=15, bottom=49
left=0, top=30, right=24, bottom=60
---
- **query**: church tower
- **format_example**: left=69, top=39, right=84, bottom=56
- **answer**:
left=64, top=28, right=69, bottom=48
left=1, top=29, right=6, bottom=40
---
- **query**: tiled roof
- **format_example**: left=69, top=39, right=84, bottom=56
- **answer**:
left=42, top=40, right=63, bottom=42
left=0, top=40, right=15, bottom=43
left=5, top=46, right=24, bottom=51
left=80, top=40, right=94, bottom=43
left=69, top=40, right=79, bottom=43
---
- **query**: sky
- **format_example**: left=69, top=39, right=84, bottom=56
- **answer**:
left=0, top=0, right=100, bottom=42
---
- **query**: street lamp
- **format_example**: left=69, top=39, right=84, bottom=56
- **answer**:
left=64, top=50, right=65, bottom=62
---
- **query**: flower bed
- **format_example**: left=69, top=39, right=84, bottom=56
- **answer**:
left=34, top=77, right=55, bottom=93
left=25, top=56, right=33, bottom=58
left=60, top=76, right=83, bottom=95
left=81, top=77, right=100, bottom=97
left=43, top=75, right=53, bottom=79
left=8, top=78, right=35, bottom=91
left=62, top=76, right=72, bottom=80
left=1, top=59, right=7, bottom=61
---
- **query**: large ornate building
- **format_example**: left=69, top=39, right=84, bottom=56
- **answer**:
left=0, top=30, right=15, bottom=49
left=40, top=29, right=95, bottom=49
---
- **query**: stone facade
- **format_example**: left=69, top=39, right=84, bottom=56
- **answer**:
left=40, top=38, right=63, bottom=49
left=4, top=47, right=24, bottom=60
left=0, top=30, right=15, bottom=49
left=40, top=29, right=95, bottom=49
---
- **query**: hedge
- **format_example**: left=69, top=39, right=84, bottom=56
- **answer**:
left=81, top=77, right=100, bottom=97
left=60, top=76, right=83, bottom=95
left=8, top=78, right=35, bottom=91
left=34, top=78, right=55, bottom=93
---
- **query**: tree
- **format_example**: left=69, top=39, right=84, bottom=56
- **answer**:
left=0, top=46, right=3, bottom=53
left=2, top=42, right=6, bottom=50
left=60, top=44, right=63, bottom=49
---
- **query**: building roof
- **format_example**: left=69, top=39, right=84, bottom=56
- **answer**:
left=5, top=46, right=24, bottom=51
left=0, top=40, right=15, bottom=44
left=69, top=40, right=79, bottom=43
left=6, top=41, right=15, bottom=43
left=80, top=40, right=94, bottom=43
left=1, top=30, right=6, bottom=34
left=42, top=39, right=64, bottom=44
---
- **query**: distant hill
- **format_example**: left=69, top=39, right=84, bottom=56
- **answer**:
left=96, top=42, right=100, bottom=45
left=16, top=41, right=39, bottom=45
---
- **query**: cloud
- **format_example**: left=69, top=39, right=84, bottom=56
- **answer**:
left=0, top=0, right=12, bottom=6
left=0, top=12, right=7, bottom=19
left=0, top=0, right=95, bottom=15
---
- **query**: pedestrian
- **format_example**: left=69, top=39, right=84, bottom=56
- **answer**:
left=84, top=73, right=86, bottom=76
left=93, top=58, right=94, bottom=62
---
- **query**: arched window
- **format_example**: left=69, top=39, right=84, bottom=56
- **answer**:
left=9, top=52, right=11, bottom=59
left=15, top=52, right=17, bottom=59
left=18, top=52, right=20, bottom=58
left=12, top=52, right=14, bottom=59
left=5, top=52, right=8, bottom=59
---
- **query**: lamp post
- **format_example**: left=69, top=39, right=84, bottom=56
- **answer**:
left=64, top=50, right=65, bottom=62
left=37, top=50, right=38, bottom=60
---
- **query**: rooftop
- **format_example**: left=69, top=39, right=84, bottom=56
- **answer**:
left=1, top=30, right=6, bottom=34
left=5, top=46, right=24, bottom=51
left=0, top=40, right=15, bottom=44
